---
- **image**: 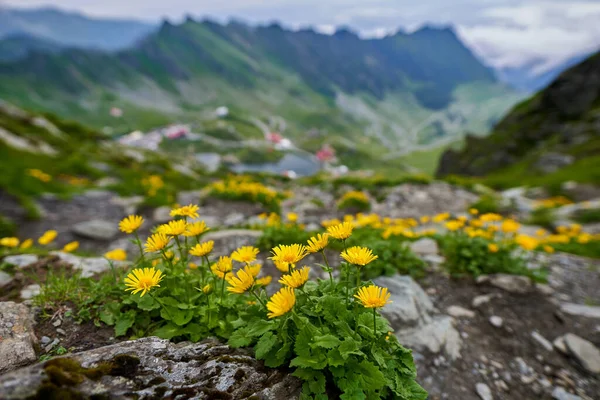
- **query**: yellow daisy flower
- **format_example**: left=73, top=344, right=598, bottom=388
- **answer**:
left=0, top=237, right=19, bottom=247
left=270, top=244, right=308, bottom=266
left=274, top=260, right=290, bottom=273
left=38, top=230, right=57, bottom=245
left=119, top=215, right=144, bottom=234
left=190, top=241, right=214, bottom=257
left=105, top=248, right=127, bottom=261
left=20, top=239, right=33, bottom=249
left=246, top=263, right=262, bottom=277
left=354, top=285, right=392, bottom=308
left=327, top=222, right=353, bottom=240
left=170, top=204, right=200, bottom=219
left=183, top=221, right=209, bottom=237
left=226, top=267, right=255, bottom=294
left=501, top=219, right=520, bottom=233
left=62, top=241, right=79, bottom=253
left=279, top=266, right=310, bottom=288
left=543, top=245, right=555, bottom=254
left=488, top=243, right=499, bottom=253
left=124, top=267, right=164, bottom=297
left=306, top=233, right=329, bottom=253
left=144, top=233, right=170, bottom=253
left=202, top=284, right=212, bottom=294
left=287, top=212, right=298, bottom=223
left=211, top=256, right=233, bottom=279
left=161, top=220, right=187, bottom=236
left=445, top=220, right=464, bottom=231
left=341, top=246, right=378, bottom=266
left=267, top=287, right=296, bottom=318
left=231, top=246, right=260, bottom=264
left=256, top=276, right=272, bottom=286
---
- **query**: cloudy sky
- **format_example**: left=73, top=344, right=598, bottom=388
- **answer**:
left=4, top=0, right=600, bottom=74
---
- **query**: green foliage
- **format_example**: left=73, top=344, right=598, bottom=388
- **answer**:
left=0, top=215, right=16, bottom=237
left=469, top=194, right=501, bottom=214
left=574, top=208, right=600, bottom=224
left=438, top=232, right=540, bottom=279
left=552, top=241, right=600, bottom=259
left=337, top=191, right=371, bottom=213
left=257, top=225, right=313, bottom=252
left=527, top=208, right=557, bottom=230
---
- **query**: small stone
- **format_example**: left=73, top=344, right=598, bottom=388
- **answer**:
left=52, top=319, right=62, bottom=327
left=56, top=328, right=66, bottom=335
left=44, top=338, right=60, bottom=353
left=475, top=383, right=493, bottom=400
left=409, top=238, right=439, bottom=255
left=514, top=357, right=533, bottom=376
left=489, top=316, right=503, bottom=328
left=0, top=271, right=12, bottom=288
left=560, top=303, right=600, bottom=319
left=20, top=284, right=40, bottom=300
left=552, top=387, right=582, bottom=400
left=563, top=333, right=600, bottom=373
left=531, top=331, right=553, bottom=351
left=494, top=380, right=509, bottom=391
left=223, top=213, right=245, bottom=227
left=476, top=275, right=490, bottom=284
left=473, top=294, right=497, bottom=308
left=489, top=274, right=531, bottom=293
left=3, top=254, right=37, bottom=269
left=490, top=360, right=504, bottom=370
left=72, top=219, right=119, bottom=241
left=40, top=336, right=51, bottom=345
left=152, top=206, right=172, bottom=223
left=535, top=283, right=555, bottom=295
left=447, top=305, right=476, bottom=319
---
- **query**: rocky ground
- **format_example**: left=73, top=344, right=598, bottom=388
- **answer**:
left=1, top=182, right=599, bottom=399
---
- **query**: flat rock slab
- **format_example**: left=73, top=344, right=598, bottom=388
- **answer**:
left=560, top=303, right=600, bottom=319
left=0, top=337, right=301, bottom=400
left=409, top=238, right=439, bottom=255
left=0, top=271, right=12, bottom=288
left=72, top=219, right=119, bottom=241
left=0, top=302, right=37, bottom=374
left=51, top=252, right=128, bottom=278
left=489, top=274, right=532, bottom=294
left=563, top=333, right=600, bottom=374
left=2, top=254, right=38, bottom=269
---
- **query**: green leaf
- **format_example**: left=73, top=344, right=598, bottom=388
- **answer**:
left=114, top=310, right=136, bottom=337
left=247, top=320, right=275, bottom=337
left=135, top=294, right=160, bottom=311
left=228, top=328, right=253, bottom=348
left=99, top=309, right=116, bottom=326
left=311, top=334, right=340, bottom=349
left=171, top=309, right=194, bottom=326
left=326, top=348, right=345, bottom=367
left=255, top=332, right=279, bottom=360
left=338, top=338, right=363, bottom=360
left=290, top=353, right=327, bottom=370
left=152, top=322, right=182, bottom=339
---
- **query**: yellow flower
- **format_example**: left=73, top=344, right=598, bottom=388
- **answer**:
left=170, top=204, right=200, bottom=219
left=270, top=244, right=308, bottom=266
left=445, top=220, right=464, bottom=231
left=189, top=262, right=198, bottom=270
left=543, top=245, right=555, bottom=254
left=433, top=212, right=450, bottom=223
left=287, top=212, right=298, bottom=223
left=119, top=215, right=144, bottom=234
left=105, top=248, right=127, bottom=261
left=183, top=221, right=209, bottom=237
left=231, top=246, right=260, bottom=264
left=62, top=241, right=79, bottom=253
left=469, top=208, right=479, bottom=215
left=327, top=222, right=353, bottom=240
left=515, top=234, right=538, bottom=251
left=274, top=260, right=290, bottom=273
left=306, top=233, right=329, bottom=253
left=420, top=216, right=430, bottom=224
left=279, top=266, right=310, bottom=288
left=164, top=250, right=175, bottom=260
left=536, top=229, right=548, bottom=237
left=211, top=256, right=233, bottom=279
left=488, top=243, right=499, bottom=253
left=246, top=263, right=262, bottom=277
left=202, top=284, right=212, bottom=294
left=354, top=285, right=392, bottom=308
left=20, top=239, right=33, bottom=249
left=226, top=267, right=255, bottom=294
left=38, top=230, right=57, bottom=245
left=501, top=219, right=520, bottom=233
left=480, top=213, right=502, bottom=222
left=577, top=233, right=591, bottom=244
left=267, top=287, right=296, bottom=318
left=144, top=233, right=170, bottom=253
left=0, top=237, right=19, bottom=247
left=256, top=276, right=272, bottom=286
left=124, top=267, right=164, bottom=297
left=190, top=241, right=214, bottom=257
left=161, top=220, right=187, bottom=236
left=341, top=246, right=378, bottom=266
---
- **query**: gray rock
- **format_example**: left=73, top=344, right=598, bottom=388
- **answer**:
left=50, top=252, right=128, bottom=278
left=224, top=212, right=245, bottom=227
left=40, top=336, right=51, bottom=345
left=473, top=293, right=497, bottom=308
left=204, top=230, right=262, bottom=258
left=374, top=275, right=462, bottom=359
left=563, top=333, right=600, bottom=373
left=475, top=382, right=493, bottom=400
left=0, top=302, right=37, bottom=374
left=536, top=283, right=555, bottom=295
left=553, top=336, right=568, bottom=354
left=177, top=190, right=204, bottom=206
left=489, top=274, right=532, bottom=293
left=0, top=337, right=301, bottom=400
left=552, top=387, right=582, bottom=400
left=152, top=206, right=172, bottom=223
left=534, top=152, right=575, bottom=174
left=447, top=305, right=476, bottom=319
left=110, top=195, right=144, bottom=215
left=531, top=331, right=553, bottom=351
left=489, top=316, right=503, bottom=328
left=3, top=254, right=38, bottom=269
left=560, top=303, right=600, bottom=319
left=20, top=284, right=40, bottom=300
left=0, top=271, right=12, bottom=288
left=72, top=219, right=119, bottom=241
left=409, top=238, right=439, bottom=255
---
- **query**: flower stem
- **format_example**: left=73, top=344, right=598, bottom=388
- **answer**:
left=345, top=264, right=350, bottom=306
left=321, top=250, right=333, bottom=283
left=174, top=236, right=185, bottom=263
left=220, top=277, right=226, bottom=305
left=134, top=232, right=146, bottom=262
left=355, top=265, right=361, bottom=289
left=251, top=289, right=267, bottom=309
left=149, top=292, right=173, bottom=320
left=373, top=308, right=377, bottom=335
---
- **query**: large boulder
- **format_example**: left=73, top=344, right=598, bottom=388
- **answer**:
left=373, top=275, right=462, bottom=360
left=0, top=337, right=301, bottom=399
left=0, top=302, right=37, bottom=374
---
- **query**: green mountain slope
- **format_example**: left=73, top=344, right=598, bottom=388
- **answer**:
left=0, top=19, right=521, bottom=156
left=436, top=51, right=600, bottom=187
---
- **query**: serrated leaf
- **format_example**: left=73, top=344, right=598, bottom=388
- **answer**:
left=311, top=334, right=341, bottom=349
left=135, top=294, right=160, bottom=311
left=114, top=310, right=136, bottom=337
left=327, top=348, right=345, bottom=367
left=254, top=331, right=278, bottom=359
left=228, top=328, right=253, bottom=348
left=99, top=309, right=116, bottom=326
left=152, top=322, right=182, bottom=339
left=247, top=320, right=275, bottom=337
left=290, top=353, right=327, bottom=370
left=338, top=339, right=363, bottom=360
left=171, top=309, right=194, bottom=326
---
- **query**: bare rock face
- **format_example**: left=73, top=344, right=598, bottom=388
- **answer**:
left=0, top=302, right=37, bottom=374
left=0, top=337, right=301, bottom=400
